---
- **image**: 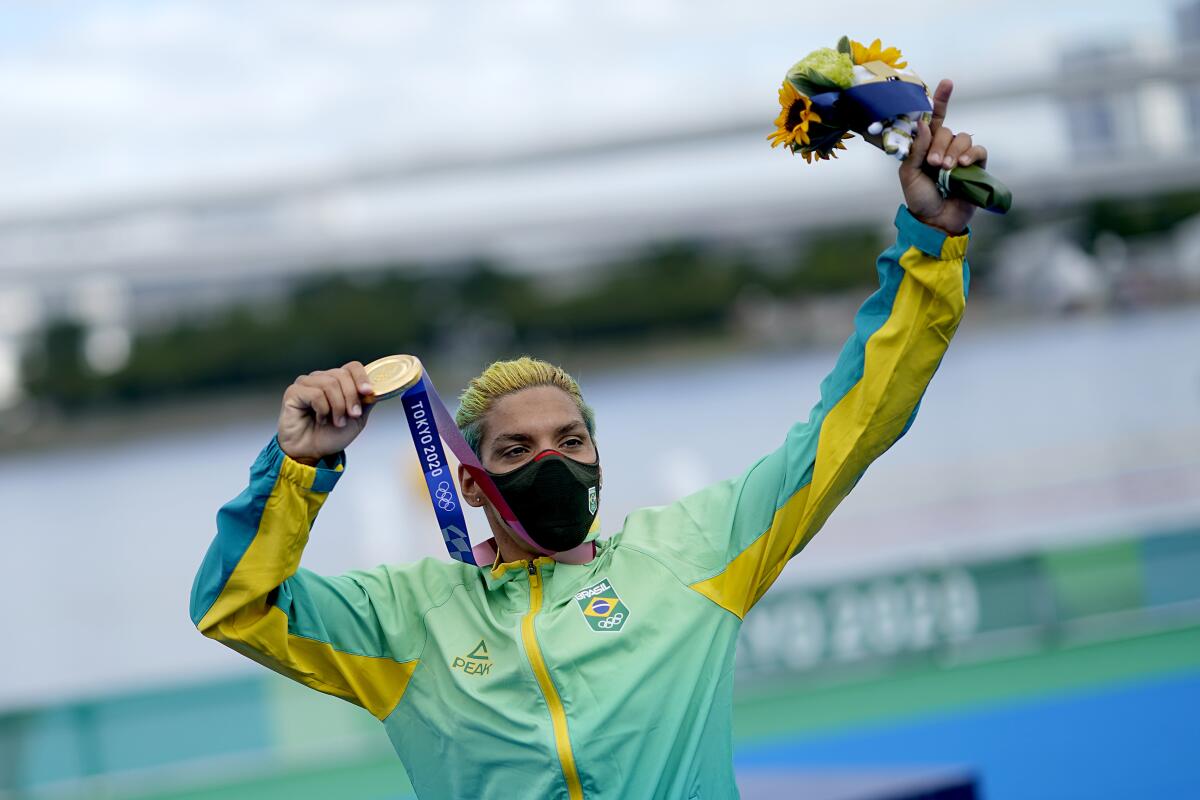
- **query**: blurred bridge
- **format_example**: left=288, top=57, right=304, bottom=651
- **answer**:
left=0, top=37, right=1199, bottom=404
left=5, top=44, right=1200, bottom=286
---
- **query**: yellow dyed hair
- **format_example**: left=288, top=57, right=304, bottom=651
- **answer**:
left=456, top=356, right=596, bottom=455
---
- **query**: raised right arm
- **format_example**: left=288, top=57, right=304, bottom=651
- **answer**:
left=191, top=359, right=422, bottom=720
left=190, top=436, right=419, bottom=720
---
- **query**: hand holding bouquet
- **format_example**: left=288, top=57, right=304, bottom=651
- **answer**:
left=769, top=37, right=1012, bottom=219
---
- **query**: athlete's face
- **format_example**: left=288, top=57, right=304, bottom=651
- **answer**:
left=476, top=385, right=597, bottom=474
left=458, top=385, right=600, bottom=559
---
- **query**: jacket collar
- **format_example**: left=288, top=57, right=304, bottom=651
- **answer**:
left=483, top=553, right=556, bottom=590
left=479, top=539, right=599, bottom=592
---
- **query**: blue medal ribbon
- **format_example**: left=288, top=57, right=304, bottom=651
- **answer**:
left=400, top=376, right=476, bottom=564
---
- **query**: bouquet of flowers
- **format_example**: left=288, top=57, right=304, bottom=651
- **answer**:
left=769, top=37, right=1012, bottom=214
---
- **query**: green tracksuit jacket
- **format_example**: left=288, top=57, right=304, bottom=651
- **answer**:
left=190, top=206, right=969, bottom=799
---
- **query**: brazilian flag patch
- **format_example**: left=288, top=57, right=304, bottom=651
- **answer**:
left=574, top=577, right=630, bottom=632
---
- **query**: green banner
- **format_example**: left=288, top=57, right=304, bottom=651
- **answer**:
left=736, top=527, right=1200, bottom=681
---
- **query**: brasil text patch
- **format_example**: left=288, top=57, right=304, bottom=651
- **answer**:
left=574, top=577, right=630, bottom=632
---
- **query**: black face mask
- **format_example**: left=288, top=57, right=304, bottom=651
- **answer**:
left=489, top=450, right=600, bottom=553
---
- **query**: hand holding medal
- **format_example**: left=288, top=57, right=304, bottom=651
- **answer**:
left=277, top=360, right=377, bottom=465
left=278, top=354, right=597, bottom=566
left=769, top=36, right=1012, bottom=222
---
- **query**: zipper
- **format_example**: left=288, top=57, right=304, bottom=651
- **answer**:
left=521, top=560, right=584, bottom=800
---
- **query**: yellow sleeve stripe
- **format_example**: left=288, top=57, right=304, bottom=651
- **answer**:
left=200, top=453, right=420, bottom=719
left=198, top=455, right=327, bottom=633
left=213, top=606, right=418, bottom=720
left=689, top=245, right=966, bottom=619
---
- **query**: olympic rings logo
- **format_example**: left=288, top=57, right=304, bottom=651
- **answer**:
left=435, top=481, right=457, bottom=511
left=597, top=612, right=624, bottom=630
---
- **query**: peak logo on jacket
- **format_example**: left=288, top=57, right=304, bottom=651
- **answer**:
left=574, top=578, right=630, bottom=632
left=451, top=639, right=492, bottom=676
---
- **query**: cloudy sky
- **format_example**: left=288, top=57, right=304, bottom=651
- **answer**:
left=0, top=0, right=1178, bottom=214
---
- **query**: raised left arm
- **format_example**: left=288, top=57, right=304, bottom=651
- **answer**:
left=618, top=80, right=982, bottom=618
left=682, top=206, right=969, bottom=618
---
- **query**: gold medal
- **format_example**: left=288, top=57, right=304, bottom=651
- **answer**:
left=363, top=354, right=423, bottom=402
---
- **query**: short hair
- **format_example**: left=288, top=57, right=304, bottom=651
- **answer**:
left=456, top=356, right=596, bottom=456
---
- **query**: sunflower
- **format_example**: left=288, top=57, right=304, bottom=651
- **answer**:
left=849, top=38, right=907, bottom=69
left=800, top=132, right=854, bottom=163
left=767, top=81, right=823, bottom=150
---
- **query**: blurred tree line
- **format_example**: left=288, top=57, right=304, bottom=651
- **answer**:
left=19, top=187, right=1200, bottom=417
left=22, top=226, right=886, bottom=412
left=1079, top=191, right=1200, bottom=246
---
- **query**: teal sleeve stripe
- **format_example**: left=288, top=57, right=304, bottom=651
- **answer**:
left=893, top=203, right=961, bottom=258
left=189, top=436, right=345, bottom=626
left=893, top=203, right=970, bottom=297
left=710, top=213, right=914, bottom=553
left=190, top=438, right=285, bottom=626
left=702, top=206, right=966, bottom=563
left=310, top=451, right=345, bottom=493
left=611, top=206, right=967, bottom=585
left=273, top=568, right=400, bottom=660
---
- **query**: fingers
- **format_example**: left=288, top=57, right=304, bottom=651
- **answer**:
left=298, top=372, right=349, bottom=427
left=942, top=132, right=974, bottom=168
left=290, top=363, right=377, bottom=428
left=903, top=119, right=932, bottom=174
left=345, top=360, right=375, bottom=400
left=928, top=132, right=986, bottom=170
left=289, top=382, right=332, bottom=425
left=930, top=79, right=953, bottom=133
left=332, top=365, right=363, bottom=422
left=926, top=124, right=955, bottom=169
left=315, top=372, right=348, bottom=427
left=965, top=144, right=987, bottom=169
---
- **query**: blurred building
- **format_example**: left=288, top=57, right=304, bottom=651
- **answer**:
left=1178, top=0, right=1200, bottom=129
left=1060, top=41, right=1143, bottom=162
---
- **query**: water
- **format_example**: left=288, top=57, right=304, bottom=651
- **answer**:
left=2, top=305, right=1198, bottom=710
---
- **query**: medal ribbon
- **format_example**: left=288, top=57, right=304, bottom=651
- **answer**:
left=399, top=379, right=475, bottom=563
